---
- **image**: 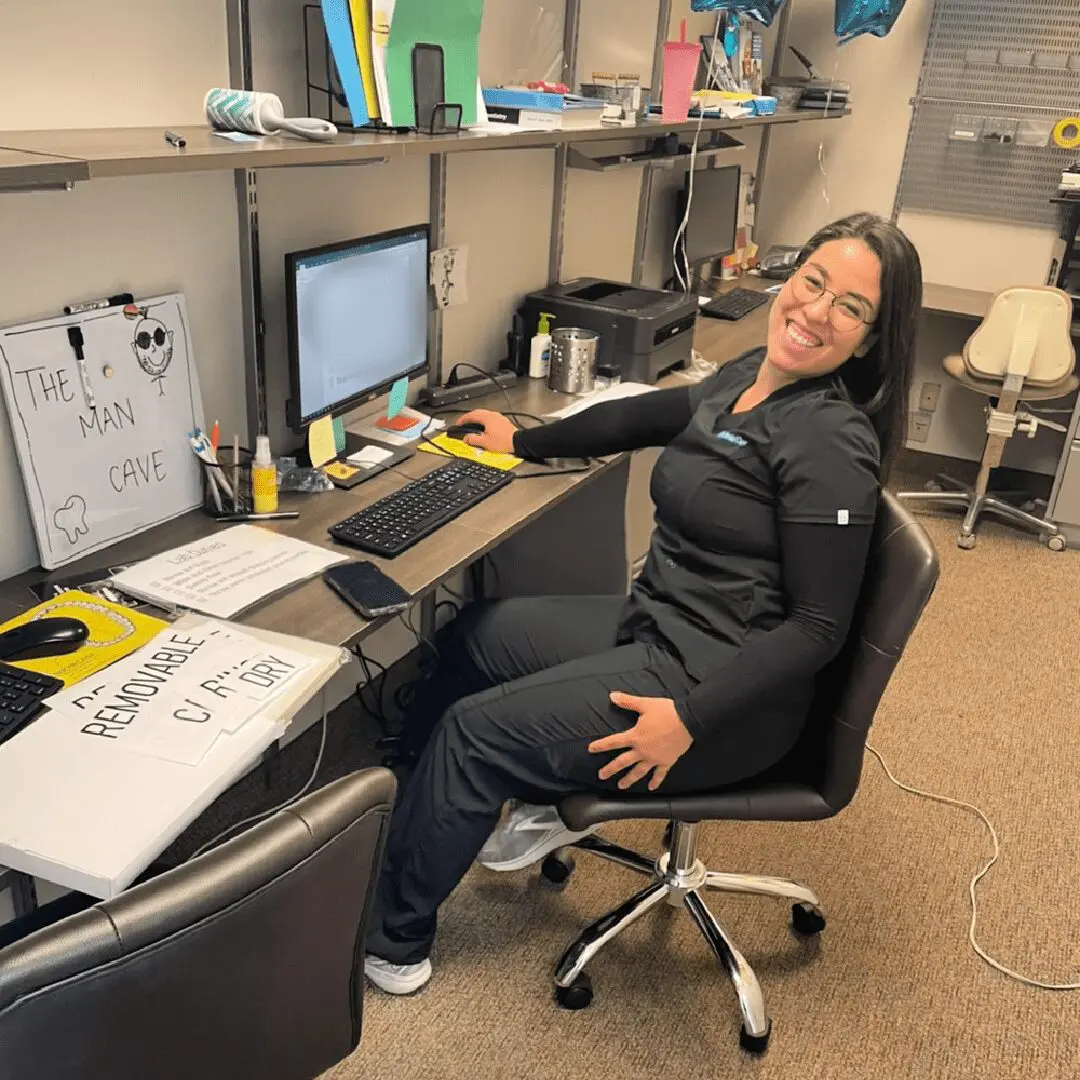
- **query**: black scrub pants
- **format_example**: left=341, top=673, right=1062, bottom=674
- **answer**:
left=367, top=596, right=729, bottom=966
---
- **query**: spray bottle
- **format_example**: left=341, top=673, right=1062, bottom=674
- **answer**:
left=251, top=434, right=279, bottom=514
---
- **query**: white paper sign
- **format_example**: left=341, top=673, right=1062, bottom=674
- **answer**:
left=45, top=620, right=320, bottom=765
left=429, top=245, right=469, bottom=309
left=110, top=525, right=346, bottom=618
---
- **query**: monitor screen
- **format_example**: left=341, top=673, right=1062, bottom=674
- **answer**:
left=678, top=164, right=741, bottom=266
left=286, top=225, right=429, bottom=430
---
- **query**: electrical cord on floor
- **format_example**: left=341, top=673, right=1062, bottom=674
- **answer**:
left=866, top=743, right=1080, bottom=991
left=188, top=691, right=330, bottom=860
left=353, top=645, right=390, bottom=728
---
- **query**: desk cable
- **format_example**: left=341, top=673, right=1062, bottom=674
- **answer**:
left=866, top=742, right=1080, bottom=991
left=187, top=689, right=330, bottom=861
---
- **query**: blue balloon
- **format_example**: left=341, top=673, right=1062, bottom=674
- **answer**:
left=690, top=0, right=788, bottom=29
left=834, top=0, right=910, bottom=42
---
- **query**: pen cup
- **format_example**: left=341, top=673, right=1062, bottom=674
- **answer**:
left=200, top=445, right=253, bottom=519
left=662, top=20, right=702, bottom=122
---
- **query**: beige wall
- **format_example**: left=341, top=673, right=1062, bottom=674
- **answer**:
left=756, top=0, right=1062, bottom=473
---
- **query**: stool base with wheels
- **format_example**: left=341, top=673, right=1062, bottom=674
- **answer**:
left=546, top=823, right=824, bottom=1054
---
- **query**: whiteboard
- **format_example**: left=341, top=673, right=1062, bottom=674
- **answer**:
left=0, top=294, right=204, bottom=570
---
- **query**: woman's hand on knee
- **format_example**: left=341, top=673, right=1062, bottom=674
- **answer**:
left=588, top=692, right=694, bottom=791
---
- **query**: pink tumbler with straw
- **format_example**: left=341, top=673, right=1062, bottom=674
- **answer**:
left=661, top=19, right=702, bottom=122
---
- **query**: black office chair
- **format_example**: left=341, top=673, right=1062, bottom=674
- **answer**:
left=0, top=767, right=396, bottom=1080
left=540, top=492, right=939, bottom=1053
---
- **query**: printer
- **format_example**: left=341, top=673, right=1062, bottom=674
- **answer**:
left=516, top=278, right=698, bottom=384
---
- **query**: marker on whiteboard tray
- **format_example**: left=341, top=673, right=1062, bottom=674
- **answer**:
left=66, top=326, right=96, bottom=411
left=63, top=293, right=135, bottom=316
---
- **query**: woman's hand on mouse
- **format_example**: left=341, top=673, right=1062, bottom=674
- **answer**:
left=457, top=409, right=517, bottom=454
left=589, top=693, right=694, bottom=791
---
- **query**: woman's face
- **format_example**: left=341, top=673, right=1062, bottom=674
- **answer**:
left=765, top=237, right=881, bottom=380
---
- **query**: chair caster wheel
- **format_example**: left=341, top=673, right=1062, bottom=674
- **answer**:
left=924, top=481, right=944, bottom=493
left=791, top=902, right=826, bottom=936
left=1047, top=533, right=1067, bottom=552
left=739, top=1020, right=771, bottom=1054
left=957, top=534, right=977, bottom=550
left=540, top=853, right=575, bottom=888
left=555, top=973, right=593, bottom=1010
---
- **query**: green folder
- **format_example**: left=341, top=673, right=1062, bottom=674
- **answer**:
left=385, top=0, right=484, bottom=128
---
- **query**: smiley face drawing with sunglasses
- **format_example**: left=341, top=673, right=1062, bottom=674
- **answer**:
left=131, top=317, right=174, bottom=394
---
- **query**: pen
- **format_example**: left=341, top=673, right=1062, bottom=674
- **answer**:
left=214, top=512, right=299, bottom=522
left=164, top=130, right=187, bottom=148
left=64, top=292, right=135, bottom=316
left=66, top=326, right=96, bottom=411
left=232, top=434, right=240, bottom=513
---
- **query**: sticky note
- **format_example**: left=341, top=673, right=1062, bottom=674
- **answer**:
left=387, top=376, right=408, bottom=419
left=347, top=444, right=394, bottom=468
left=332, top=415, right=347, bottom=454
left=323, top=461, right=361, bottom=482
left=308, top=414, right=337, bottom=468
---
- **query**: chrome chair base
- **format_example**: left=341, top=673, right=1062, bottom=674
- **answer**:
left=897, top=473, right=1065, bottom=550
left=548, top=823, right=825, bottom=1054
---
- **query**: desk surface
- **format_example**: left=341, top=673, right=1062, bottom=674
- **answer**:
left=0, top=312, right=761, bottom=648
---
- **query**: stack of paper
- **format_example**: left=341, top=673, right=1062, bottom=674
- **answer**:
left=111, top=525, right=347, bottom=619
left=0, top=615, right=348, bottom=898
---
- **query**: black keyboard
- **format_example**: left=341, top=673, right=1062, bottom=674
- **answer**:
left=701, top=288, right=771, bottom=321
left=329, top=458, right=514, bottom=557
left=0, top=663, right=63, bottom=747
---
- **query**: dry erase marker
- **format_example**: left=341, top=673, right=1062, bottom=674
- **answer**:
left=164, top=130, right=187, bottom=148
left=66, top=326, right=96, bottom=411
left=64, top=292, right=134, bottom=315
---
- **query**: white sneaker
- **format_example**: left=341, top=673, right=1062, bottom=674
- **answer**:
left=477, top=802, right=600, bottom=873
left=364, top=954, right=432, bottom=995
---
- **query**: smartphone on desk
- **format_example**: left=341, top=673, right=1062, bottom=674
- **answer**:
left=324, top=561, right=412, bottom=619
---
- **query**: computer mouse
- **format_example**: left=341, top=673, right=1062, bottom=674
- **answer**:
left=445, top=421, right=486, bottom=440
left=0, top=617, right=90, bottom=661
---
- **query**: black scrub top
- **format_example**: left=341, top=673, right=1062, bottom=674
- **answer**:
left=619, top=348, right=880, bottom=695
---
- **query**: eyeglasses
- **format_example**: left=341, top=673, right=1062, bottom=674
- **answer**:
left=790, top=267, right=875, bottom=332
left=135, top=327, right=168, bottom=350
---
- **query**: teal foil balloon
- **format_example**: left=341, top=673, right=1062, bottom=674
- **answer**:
left=835, top=0, right=910, bottom=42
left=690, top=0, right=788, bottom=28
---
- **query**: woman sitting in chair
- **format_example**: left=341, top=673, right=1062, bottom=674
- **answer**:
left=365, top=211, right=922, bottom=995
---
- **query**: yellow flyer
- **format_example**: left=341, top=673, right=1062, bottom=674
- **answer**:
left=0, top=590, right=169, bottom=686
left=417, top=432, right=521, bottom=471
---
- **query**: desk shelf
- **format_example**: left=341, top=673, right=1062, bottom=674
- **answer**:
left=0, top=109, right=848, bottom=188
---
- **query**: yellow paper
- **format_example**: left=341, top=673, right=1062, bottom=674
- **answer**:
left=308, top=414, right=337, bottom=468
left=323, top=461, right=361, bottom=481
left=417, top=433, right=521, bottom=471
left=0, top=591, right=169, bottom=687
left=349, top=0, right=381, bottom=119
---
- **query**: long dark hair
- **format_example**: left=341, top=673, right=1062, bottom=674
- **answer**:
left=797, top=212, right=922, bottom=479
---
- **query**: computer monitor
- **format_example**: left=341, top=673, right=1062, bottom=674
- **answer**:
left=285, top=224, right=430, bottom=434
left=675, top=164, right=741, bottom=268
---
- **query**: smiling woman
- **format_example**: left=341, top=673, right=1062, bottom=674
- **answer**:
left=361, top=213, right=924, bottom=997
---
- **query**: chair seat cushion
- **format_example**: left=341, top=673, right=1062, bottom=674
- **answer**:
left=944, top=353, right=1079, bottom=400
left=557, top=784, right=835, bottom=831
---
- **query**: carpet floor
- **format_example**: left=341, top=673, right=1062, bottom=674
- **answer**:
left=181, top=499, right=1080, bottom=1080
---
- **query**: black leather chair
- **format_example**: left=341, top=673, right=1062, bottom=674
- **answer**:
left=541, top=492, right=939, bottom=1053
left=0, top=767, right=396, bottom=1080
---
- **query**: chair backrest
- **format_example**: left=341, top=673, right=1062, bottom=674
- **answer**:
left=964, top=286, right=1075, bottom=386
left=793, top=491, right=938, bottom=813
left=0, top=767, right=396, bottom=1080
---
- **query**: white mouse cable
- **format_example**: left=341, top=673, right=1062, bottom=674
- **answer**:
left=673, top=17, right=724, bottom=295
left=866, top=743, right=1080, bottom=991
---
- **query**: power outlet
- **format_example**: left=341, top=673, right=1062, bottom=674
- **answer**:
left=908, top=410, right=933, bottom=443
left=919, top=381, right=941, bottom=412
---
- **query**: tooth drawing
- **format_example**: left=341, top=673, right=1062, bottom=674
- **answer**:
left=54, top=495, right=90, bottom=545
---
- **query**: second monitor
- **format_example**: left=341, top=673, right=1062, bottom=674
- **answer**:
left=675, top=164, right=741, bottom=273
left=286, top=224, right=430, bottom=444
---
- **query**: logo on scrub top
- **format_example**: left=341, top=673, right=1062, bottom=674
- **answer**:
left=716, top=430, right=748, bottom=447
